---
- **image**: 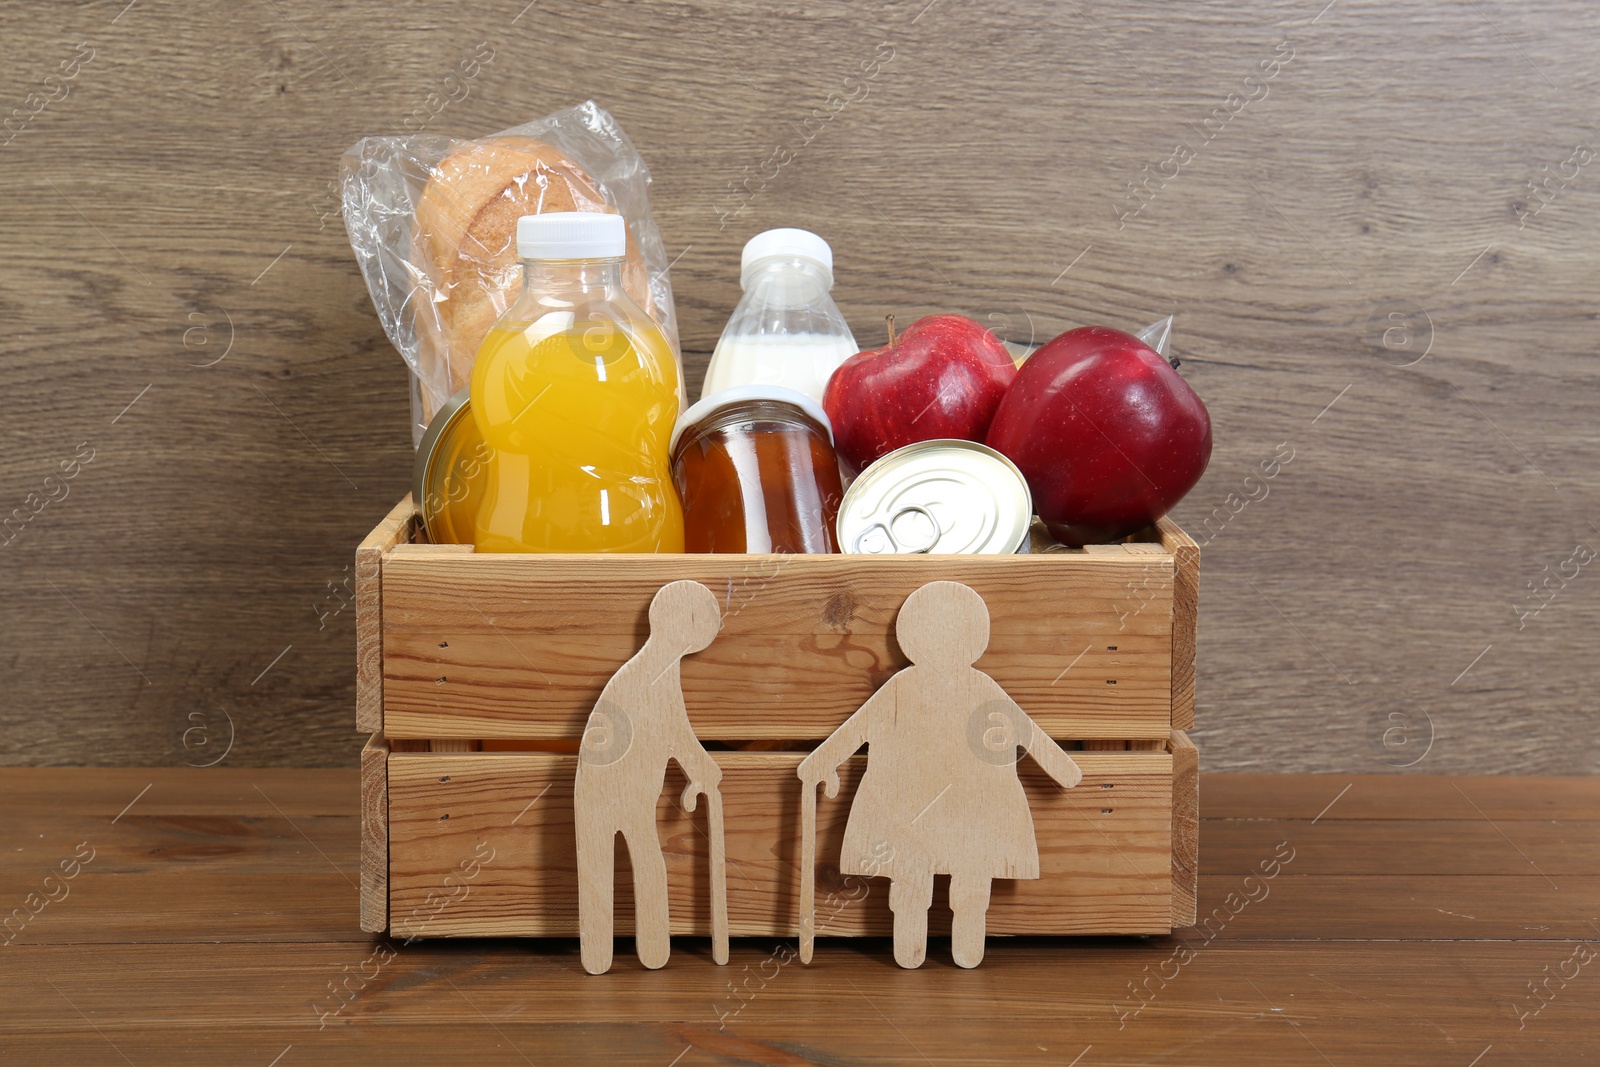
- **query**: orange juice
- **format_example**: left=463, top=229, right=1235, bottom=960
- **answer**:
left=472, top=318, right=682, bottom=552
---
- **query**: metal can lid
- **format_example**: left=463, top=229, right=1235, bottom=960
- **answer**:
left=413, top=386, right=483, bottom=544
left=837, top=439, right=1033, bottom=555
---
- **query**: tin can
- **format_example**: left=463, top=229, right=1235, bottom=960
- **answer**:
left=413, top=387, right=492, bottom=545
left=837, top=440, right=1033, bottom=555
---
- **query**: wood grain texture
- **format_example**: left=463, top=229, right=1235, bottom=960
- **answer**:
left=2, top=1, right=1599, bottom=771
left=1200, top=772, right=1600, bottom=820
left=793, top=579, right=1088, bottom=968
left=355, top=495, right=414, bottom=734
left=572, top=580, right=730, bottom=973
left=386, top=748, right=1175, bottom=939
left=1204, top=819, right=1600, bottom=875
left=1158, top=517, right=1200, bottom=731
left=1170, top=728, right=1200, bottom=927
left=5, top=767, right=1599, bottom=1065
left=379, top=546, right=1176, bottom=740
left=4, top=944, right=1595, bottom=1066
left=359, top=733, right=386, bottom=933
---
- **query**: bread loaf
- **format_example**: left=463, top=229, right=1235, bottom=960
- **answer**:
left=412, top=136, right=658, bottom=415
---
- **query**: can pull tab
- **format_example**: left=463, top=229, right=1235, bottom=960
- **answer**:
left=851, top=505, right=941, bottom=554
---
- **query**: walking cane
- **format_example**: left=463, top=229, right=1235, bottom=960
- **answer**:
left=799, top=779, right=817, bottom=963
left=706, top=784, right=729, bottom=965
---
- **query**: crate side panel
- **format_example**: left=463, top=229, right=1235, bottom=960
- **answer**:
left=381, top=553, right=1175, bottom=741
left=361, top=734, right=388, bottom=933
left=1158, top=517, right=1199, bottom=731
left=387, top=750, right=1172, bottom=938
left=356, top=496, right=416, bottom=734
left=1170, top=728, right=1198, bottom=928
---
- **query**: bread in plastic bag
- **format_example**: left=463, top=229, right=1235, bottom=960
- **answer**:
left=340, top=100, right=680, bottom=444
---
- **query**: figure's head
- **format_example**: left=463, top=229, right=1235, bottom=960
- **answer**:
left=895, top=581, right=990, bottom=667
left=648, top=580, right=722, bottom=654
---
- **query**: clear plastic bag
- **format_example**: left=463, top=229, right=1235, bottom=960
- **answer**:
left=340, top=100, right=680, bottom=445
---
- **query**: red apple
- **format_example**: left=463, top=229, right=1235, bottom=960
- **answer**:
left=987, top=326, right=1211, bottom=546
left=823, top=314, right=1016, bottom=472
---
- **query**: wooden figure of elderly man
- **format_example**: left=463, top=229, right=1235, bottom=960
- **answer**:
left=574, top=580, right=729, bottom=975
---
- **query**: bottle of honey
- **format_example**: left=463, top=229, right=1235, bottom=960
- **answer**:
left=470, top=212, right=684, bottom=553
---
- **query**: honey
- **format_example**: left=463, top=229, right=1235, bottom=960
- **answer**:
left=671, top=387, right=842, bottom=554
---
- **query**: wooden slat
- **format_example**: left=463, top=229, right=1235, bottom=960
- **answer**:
left=380, top=550, right=1176, bottom=740
left=0, top=768, right=354, bottom=817
left=1202, top=818, right=1600, bottom=876
left=0, top=816, right=353, bottom=876
left=355, top=495, right=416, bottom=734
left=426, top=740, right=479, bottom=752
left=1199, top=874, right=1600, bottom=941
left=1170, top=729, right=1199, bottom=927
left=386, top=749, right=1174, bottom=938
left=401, top=543, right=475, bottom=556
left=1157, top=517, right=1199, bottom=731
left=360, top=734, right=387, bottom=933
left=0, top=873, right=362, bottom=945
left=1201, top=774, right=1600, bottom=821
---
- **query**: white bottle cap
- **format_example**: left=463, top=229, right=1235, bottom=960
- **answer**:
left=741, top=228, right=833, bottom=286
left=517, top=212, right=627, bottom=260
left=670, top=383, right=834, bottom=453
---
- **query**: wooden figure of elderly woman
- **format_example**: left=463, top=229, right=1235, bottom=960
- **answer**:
left=798, top=580, right=1084, bottom=968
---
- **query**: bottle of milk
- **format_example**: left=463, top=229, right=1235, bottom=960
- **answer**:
left=700, top=229, right=858, bottom=405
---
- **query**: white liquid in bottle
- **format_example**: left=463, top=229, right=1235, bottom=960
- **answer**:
left=702, top=333, right=861, bottom=403
left=701, top=229, right=858, bottom=406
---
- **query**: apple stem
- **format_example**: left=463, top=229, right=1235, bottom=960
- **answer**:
left=1168, top=356, right=1182, bottom=369
left=885, top=314, right=896, bottom=347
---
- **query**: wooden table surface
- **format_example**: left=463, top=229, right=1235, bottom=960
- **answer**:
left=3, top=769, right=1595, bottom=1065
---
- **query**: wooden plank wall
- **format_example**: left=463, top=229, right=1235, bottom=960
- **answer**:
left=0, top=1, right=1595, bottom=772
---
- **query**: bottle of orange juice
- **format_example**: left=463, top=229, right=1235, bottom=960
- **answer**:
left=470, top=212, right=684, bottom=553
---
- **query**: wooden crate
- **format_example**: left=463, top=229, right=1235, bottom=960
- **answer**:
left=356, top=495, right=1200, bottom=939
